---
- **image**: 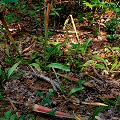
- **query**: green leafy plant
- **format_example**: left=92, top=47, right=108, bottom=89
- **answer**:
left=3, top=0, right=18, bottom=3
left=0, top=61, right=23, bottom=83
left=0, top=111, right=34, bottom=120
left=0, top=111, right=17, bottom=120
left=47, top=39, right=67, bottom=61
left=103, top=96, right=120, bottom=110
left=69, top=38, right=92, bottom=56
left=106, top=18, right=120, bottom=41
left=89, top=106, right=105, bottom=120
left=68, top=79, right=84, bottom=97
left=82, top=55, right=120, bottom=74
left=0, top=93, right=4, bottom=99
left=83, top=0, right=108, bottom=11
left=47, top=63, right=70, bottom=72
left=82, top=45, right=120, bottom=74
left=35, top=89, right=54, bottom=106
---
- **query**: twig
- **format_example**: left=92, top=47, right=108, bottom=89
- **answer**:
left=87, top=75, right=104, bottom=85
left=7, top=97, right=18, bottom=111
left=69, top=14, right=80, bottom=43
left=51, top=67, right=59, bottom=91
left=29, top=65, right=60, bottom=91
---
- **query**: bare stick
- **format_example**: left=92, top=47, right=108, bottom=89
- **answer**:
left=69, top=14, right=80, bottom=43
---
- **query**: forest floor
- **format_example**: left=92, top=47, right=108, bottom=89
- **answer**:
left=0, top=1, right=120, bottom=120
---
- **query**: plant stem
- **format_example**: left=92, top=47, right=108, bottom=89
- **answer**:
left=0, top=10, right=21, bottom=57
left=44, top=1, right=52, bottom=64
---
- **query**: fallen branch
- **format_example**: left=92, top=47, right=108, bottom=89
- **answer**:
left=29, top=65, right=60, bottom=91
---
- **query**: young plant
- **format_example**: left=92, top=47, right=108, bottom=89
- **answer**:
left=90, top=106, right=105, bottom=120
left=103, top=96, right=120, bottom=110
left=0, top=111, right=17, bottom=120
left=69, top=38, right=92, bottom=56
left=0, top=111, right=34, bottom=120
left=35, top=89, right=54, bottom=106
left=0, top=61, right=23, bottom=83
left=68, top=79, right=84, bottom=97
left=106, top=18, right=120, bottom=41
left=82, top=55, right=120, bottom=75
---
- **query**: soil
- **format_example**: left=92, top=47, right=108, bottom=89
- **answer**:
left=0, top=1, right=120, bottom=120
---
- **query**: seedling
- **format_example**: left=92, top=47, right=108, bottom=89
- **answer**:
left=35, top=89, right=54, bottom=106
left=69, top=38, right=92, bottom=56
left=68, top=79, right=84, bottom=97
left=0, top=61, right=23, bottom=83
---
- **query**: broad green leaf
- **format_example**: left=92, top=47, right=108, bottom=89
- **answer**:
left=81, top=38, right=92, bottom=55
left=94, top=64, right=106, bottom=70
left=46, top=93, right=54, bottom=98
left=30, top=63, right=41, bottom=72
left=48, top=42, right=60, bottom=46
left=47, top=110, right=56, bottom=116
left=41, top=98, right=52, bottom=105
left=0, top=93, right=4, bottom=99
left=70, top=42, right=77, bottom=49
left=29, top=54, right=44, bottom=63
left=9, top=72, right=24, bottom=80
left=19, top=117, right=24, bottom=120
left=0, top=69, right=6, bottom=82
left=0, top=118, right=8, bottom=120
left=3, top=0, right=18, bottom=3
left=68, top=87, right=84, bottom=97
left=82, top=60, right=93, bottom=67
left=5, top=111, right=11, bottom=119
left=50, top=11, right=59, bottom=16
left=115, top=96, right=120, bottom=104
left=90, top=106, right=104, bottom=120
left=115, top=63, right=120, bottom=70
left=111, top=59, right=118, bottom=71
left=25, top=114, right=34, bottom=120
left=35, top=91, right=44, bottom=97
left=112, top=47, right=120, bottom=51
left=47, top=39, right=67, bottom=59
left=83, top=1, right=94, bottom=9
left=78, top=79, right=83, bottom=87
left=7, top=62, right=20, bottom=79
left=10, top=114, right=17, bottom=120
left=47, top=63, right=70, bottom=72
left=103, top=98, right=116, bottom=106
left=93, top=56, right=107, bottom=67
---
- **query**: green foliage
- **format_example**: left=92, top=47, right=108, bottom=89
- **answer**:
left=106, top=18, right=120, bottom=41
left=0, top=111, right=34, bottom=120
left=50, top=7, right=62, bottom=16
left=47, top=109, right=56, bottom=116
left=35, top=91, right=44, bottom=97
left=0, top=111, right=17, bottom=120
left=35, top=89, right=54, bottom=106
left=47, top=63, right=70, bottom=72
left=82, top=46, right=120, bottom=74
left=103, top=96, right=120, bottom=110
left=0, top=93, right=4, bottom=99
left=83, top=0, right=108, bottom=11
left=25, top=114, right=35, bottom=120
left=68, top=79, right=84, bottom=97
left=90, top=106, right=105, bottom=120
left=47, top=40, right=67, bottom=60
left=7, top=62, right=20, bottom=79
left=69, top=38, right=92, bottom=56
left=30, top=63, right=41, bottom=72
left=0, top=62, right=23, bottom=83
left=3, top=0, right=18, bottom=3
